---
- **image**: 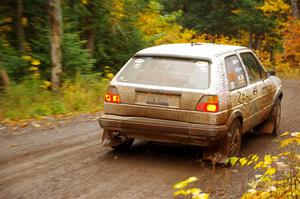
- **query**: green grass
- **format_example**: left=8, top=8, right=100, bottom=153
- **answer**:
left=0, top=75, right=109, bottom=120
left=278, top=69, right=300, bottom=80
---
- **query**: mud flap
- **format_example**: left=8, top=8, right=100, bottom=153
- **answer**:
left=100, top=130, right=125, bottom=147
left=98, top=119, right=124, bottom=147
left=101, top=136, right=117, bottom=147
left=254, top=102, right=278, bottom=134
left=202, top=134, right=231, bottom=164
left=254, top=119, right=275, bottom=134
left=101, top=130, right=113, bottom=147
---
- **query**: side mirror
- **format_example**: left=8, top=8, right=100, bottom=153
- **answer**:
left=266, top=71, right=276, bottom=77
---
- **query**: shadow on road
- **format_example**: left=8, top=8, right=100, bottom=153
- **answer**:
left=101, top=130, right=276, bottom=169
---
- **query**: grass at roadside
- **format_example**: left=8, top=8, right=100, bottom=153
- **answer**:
left=277, top=69, right=300, bottom=80
left=0, top=74, right=109, bottom=121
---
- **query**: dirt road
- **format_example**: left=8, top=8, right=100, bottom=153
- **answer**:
left=0, top=80, right=299, bottom=199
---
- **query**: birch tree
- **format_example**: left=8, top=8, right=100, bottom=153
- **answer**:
left=49, top=0, right=63, bottom=91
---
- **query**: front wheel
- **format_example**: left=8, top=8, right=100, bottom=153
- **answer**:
left=253, top=100, right=281, bottom=135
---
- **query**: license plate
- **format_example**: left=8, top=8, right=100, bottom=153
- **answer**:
left=135, top=92, right=180, bottom=107
left=146, top=94, right=169, bottom=106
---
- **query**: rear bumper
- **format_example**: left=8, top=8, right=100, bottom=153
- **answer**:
left=99, top=114, right=228, bottom=147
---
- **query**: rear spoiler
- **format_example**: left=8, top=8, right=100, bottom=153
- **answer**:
left=134, top=53, right=212, bottom=64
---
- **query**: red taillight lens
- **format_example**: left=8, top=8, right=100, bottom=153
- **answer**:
left=105, top=94, right=112, bottom=102
left=112, top=95, right=120, bottom=103
left=105, top=94, right=120, bottom=103
left=196, top=96, right=219, bottom=113
left=105, top=86, right=121, bottom=103
left=205, top=104, right=218, bottom=112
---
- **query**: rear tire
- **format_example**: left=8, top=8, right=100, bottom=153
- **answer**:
left=202, top=119, right=242, bottom=164
left=226, top=119, right=242, bottom=158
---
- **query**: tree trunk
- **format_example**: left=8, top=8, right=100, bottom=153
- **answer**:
left=16, top=0, right=26, bottom=54
left=248, top=28, right=253, bottom=49
left=254, top=33, right=261, bottom=50
left=0, top=63, right=10, bottom=89
left=86, top=29, right=95, bottom=58
left=86, top=2, right=96, bottom=58
left=49, top=0, right=63, bottom=91
left=291, top=0, right=300, bottom=19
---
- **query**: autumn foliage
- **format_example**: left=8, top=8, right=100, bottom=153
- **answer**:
left=136, top=0, right=299, bottom=77
left=283, top=19, right=300, bottom=66
left=0, top=0, right=300, bottom=120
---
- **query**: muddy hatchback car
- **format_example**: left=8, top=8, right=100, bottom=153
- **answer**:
left=99, top=43, right=282, bottom=163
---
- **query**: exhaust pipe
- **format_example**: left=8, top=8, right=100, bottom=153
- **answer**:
left=114, top=134, right=127, bottom=144
left=101, top=131, right=128, bottom=147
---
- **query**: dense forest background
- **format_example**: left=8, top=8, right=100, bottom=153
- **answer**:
left=0, top=0, right=299, bottom=120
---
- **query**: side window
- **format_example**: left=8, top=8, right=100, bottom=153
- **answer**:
left=260, top=68, right=267, bottom=79
left=225, top=55, right=247, bottom=90
left=240, top=53, right=261, bottom=83
left=256, top=59, right=267, bottom=80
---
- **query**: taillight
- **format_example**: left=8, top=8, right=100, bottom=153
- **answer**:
left=196, top=96, right=219, bottom=113
left=105, top=86, right=121, bottom=103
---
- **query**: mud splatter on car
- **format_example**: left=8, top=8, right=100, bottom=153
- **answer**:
left=99, top=43, right=283, bottom=163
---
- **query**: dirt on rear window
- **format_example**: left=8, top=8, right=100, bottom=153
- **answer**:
left=117, top=57, right=210, bottom=89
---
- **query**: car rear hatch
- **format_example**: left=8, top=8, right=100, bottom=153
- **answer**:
left=105, top=56, right=222, bottom=124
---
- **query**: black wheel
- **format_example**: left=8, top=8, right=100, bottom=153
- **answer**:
left=202, top=119, right=242, bottom=164
left=271, top=100, right=281, bottom=136
left=112, top=138, right=134, bottom=151
left=227, top=120, right=242, bottom=157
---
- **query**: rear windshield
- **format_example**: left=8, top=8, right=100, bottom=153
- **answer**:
left=116, top=57, right=210, bottom=89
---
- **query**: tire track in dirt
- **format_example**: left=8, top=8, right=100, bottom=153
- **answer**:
left=0, top=137, right=97, bottom=183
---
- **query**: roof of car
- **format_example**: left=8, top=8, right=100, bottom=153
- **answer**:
left=135, top=43, right=248, bottom=61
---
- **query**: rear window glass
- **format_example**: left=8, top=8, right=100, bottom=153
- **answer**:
left=116, top=57, right=210, bottom=89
